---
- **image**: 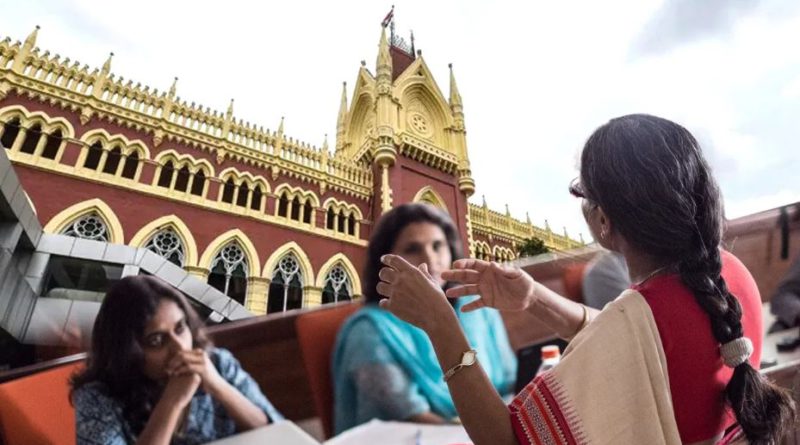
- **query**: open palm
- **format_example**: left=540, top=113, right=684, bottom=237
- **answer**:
left=442, top=259, right=537, bottom=312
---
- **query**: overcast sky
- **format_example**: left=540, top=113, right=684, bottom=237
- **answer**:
left=3, top=0, right=799, bottom=242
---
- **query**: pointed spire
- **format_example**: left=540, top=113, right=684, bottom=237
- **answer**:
left=377, top=26, right=392, bottom=73
left=24, top=25, right=40, bottom=51
left=322, top=134, right=329, bottom=152
left=526, top=212, right=532, bottom=225
left=90, top=50, right=112, bottom=99
left=448, top=63, right=463, bottom=107
left=410, top=30, right=416, bottom=58
left=278, top=116, right=285, bottom=135
left=482, top=194, right=487, bottom=208
left=101, top=52, right=113, bottom=75
left=337, top=82, right=348, bottom=127
left=336, top=82, right=349, bottom=152
left=226, top=98, right=234, bottom=118
left=505, top=204, right=511, bottom=217
left=169, top=77, right=178, bottom=97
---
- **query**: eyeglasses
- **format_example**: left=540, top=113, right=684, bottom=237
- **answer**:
left=568, top=177, right=586, bottom=199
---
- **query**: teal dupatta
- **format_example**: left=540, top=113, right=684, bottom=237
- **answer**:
left=332, top=297, right=516, bottom=434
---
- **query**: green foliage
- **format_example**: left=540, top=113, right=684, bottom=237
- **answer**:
left=517, top=237, right=549, bottom=257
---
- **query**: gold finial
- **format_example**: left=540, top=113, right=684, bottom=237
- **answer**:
left=101, top=52, right=113, bottom=74
left=337, top=81, right=348, bottom=124
left=169, top=77, right=178, bottom=97
left=376, top=26, right=391, bottom=70
left=24, top=25, right=40, bottom=49
left=449, top=63, right=463, bottom=107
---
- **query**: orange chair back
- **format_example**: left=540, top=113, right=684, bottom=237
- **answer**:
left=295, top=302, right=360, bottom=439
left=562, top=262, right=589, bottom=302
left=0, top=360, right=83, bottom=445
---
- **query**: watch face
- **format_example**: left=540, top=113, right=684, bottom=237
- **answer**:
left=462, top=350, right=477, bottom=365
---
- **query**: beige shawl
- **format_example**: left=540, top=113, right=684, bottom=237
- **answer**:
left=509, top=290, right=745, bottom=445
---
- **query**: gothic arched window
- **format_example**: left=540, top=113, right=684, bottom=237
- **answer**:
left=303, top=200, right=313, bottom=224
left=121, top=151, right=139, bottom=179
left=1, top=118, right=21, bottom=149
left=190, top=170, right=206, bottom=196
left=61, top=213, right=109, bottom=242
left=174, top=165, right=191, bottom=192
left=236, top=183, right=249, bottom=207
left=337, top=212, right=346, bottom=233
left=277, top=193, right=289, bottom=217
left=41, top=129, right=63, bottom=160
left=267, top=254, right=303, bottom=313
left=157, top=161, right=175, bottom=188
left=221, top=178, right=235, bottom=204
left=145, top=228, right=185, bottom=267
left=250, top=186, right=263, bottom=211
left=102, top=146, right=122, bottom=175
left=326, top=207, right=335, bottom=230
left=290, top=197, right=301, bottom=221
left=20, top=124, right=43, bottom=154
left=83, top=142, right=104, bottom=170
left=348, top=214, right=356, bottom=236
left=322, top=264, right=352, bottom=304
left=207, top=242, right=248, bottom=305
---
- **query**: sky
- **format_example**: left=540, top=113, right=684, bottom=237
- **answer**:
left=2, top=0, right=799, bottom=242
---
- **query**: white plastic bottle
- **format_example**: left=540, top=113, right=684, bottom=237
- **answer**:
left=535, top=345, right=561, bottom=377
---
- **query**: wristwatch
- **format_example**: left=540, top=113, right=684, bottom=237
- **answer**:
left=443, top=349, right=477, bottom=382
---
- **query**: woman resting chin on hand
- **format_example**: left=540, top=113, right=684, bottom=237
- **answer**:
left=71, top=275, right=283, bottom=445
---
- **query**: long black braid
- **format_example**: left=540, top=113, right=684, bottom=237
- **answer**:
left=581, top=114, right=794, bottom=444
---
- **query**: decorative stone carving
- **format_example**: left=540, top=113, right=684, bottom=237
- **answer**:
left=408, top=111, right=432, bottom=138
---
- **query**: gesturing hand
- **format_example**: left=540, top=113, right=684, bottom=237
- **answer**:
left=166, top=348, right=225, bottom=396
left=441, top=259, right=538, bottom=312
left=376, top=254, right=456, bottom=334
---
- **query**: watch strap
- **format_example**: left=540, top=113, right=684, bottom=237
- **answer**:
left=443, top=349, right=477, bottom=382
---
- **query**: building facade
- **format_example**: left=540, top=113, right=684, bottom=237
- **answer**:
left=0, top=25, right=582, bottom=316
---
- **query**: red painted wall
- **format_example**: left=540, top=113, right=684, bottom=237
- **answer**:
left=15, top=164, right=366, bottom=279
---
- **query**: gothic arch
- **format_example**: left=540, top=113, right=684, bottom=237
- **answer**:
left=315, top=253, right=362, bottom=296
left=199, top=229, right=261, bottom=277
left=153, top=149, right=215, bottom=176
left=79, top=128, right=152, bottom=160
left=347, top=92, right=376, bottom=149
left=218, top=166, right=271, bottom=192
left=412, top=186, right=448, bottom=211
left=43, top=198, right=125, bottom=244
left=0, top=104, right=76, bottom=138
left=128, top=215, right=199, bottom=268
left=262, top=241, right=314, bottom=284
left=274, top=184, right=320, bottom=208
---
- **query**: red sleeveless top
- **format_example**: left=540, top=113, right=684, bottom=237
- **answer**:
left=633, top=250, right=762, bottom=443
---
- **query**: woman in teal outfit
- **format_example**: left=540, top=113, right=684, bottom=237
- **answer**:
left=332, top=203, right=516, bottom=434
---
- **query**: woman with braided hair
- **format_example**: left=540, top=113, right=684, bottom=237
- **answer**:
left=374, top=114, right=795, bottom=444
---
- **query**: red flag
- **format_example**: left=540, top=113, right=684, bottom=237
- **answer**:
left=381, top=6, right=394, bottom=27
